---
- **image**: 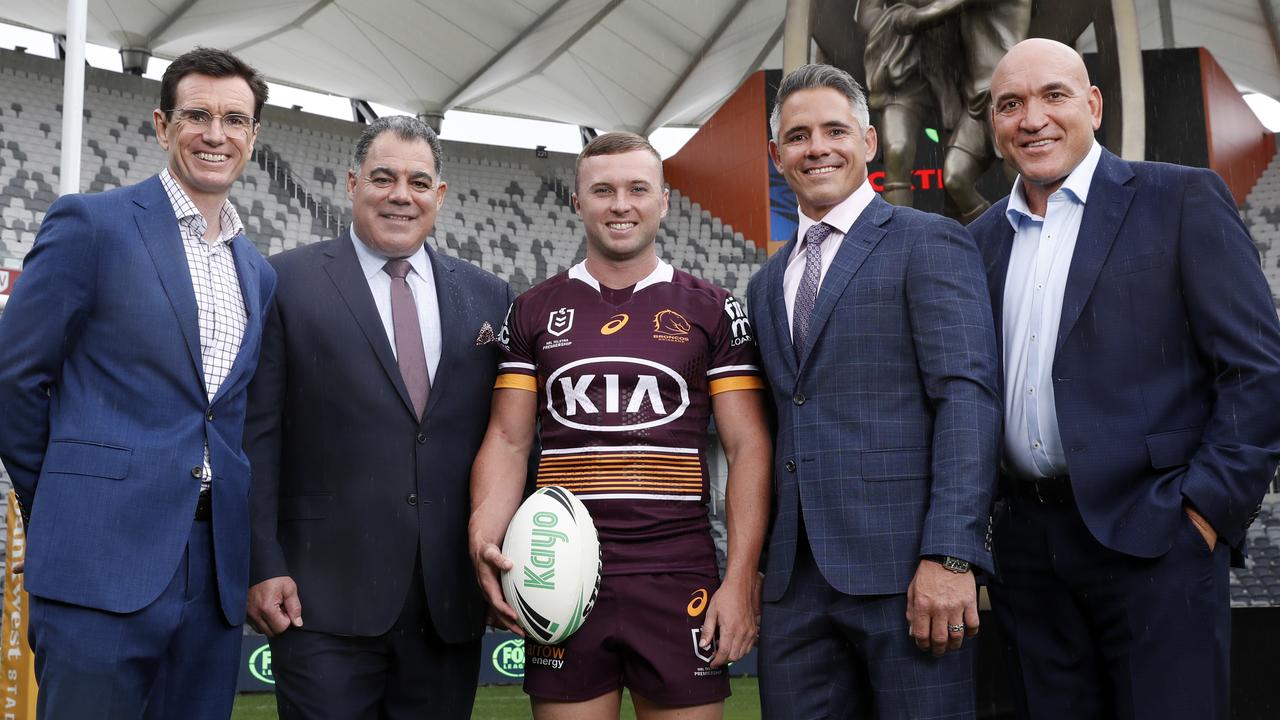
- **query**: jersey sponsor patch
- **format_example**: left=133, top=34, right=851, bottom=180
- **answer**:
left=723, top=295, right=753, bottom=346
left=545, top=356, right=690, bottom=432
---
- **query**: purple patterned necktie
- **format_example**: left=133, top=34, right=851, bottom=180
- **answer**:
left=383, top=259, right=430, bottom=419
left=792, top=222, right=833, bottom=359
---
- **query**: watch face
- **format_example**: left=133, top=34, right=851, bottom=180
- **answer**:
left=942, top=557, right=970, bottom=573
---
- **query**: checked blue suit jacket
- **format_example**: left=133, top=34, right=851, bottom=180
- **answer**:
left=0, top=175, right=276, bottom=623
left=747, top=195, right=1001, bottom=601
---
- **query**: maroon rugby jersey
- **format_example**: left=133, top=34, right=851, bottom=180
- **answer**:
left=496, top=259, right=763, bottom=575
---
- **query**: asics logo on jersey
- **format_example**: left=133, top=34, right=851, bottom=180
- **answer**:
left=600, top=314, right=629, bottom=335
left=547, top=307, right=575, bottom=337
left=653, top=309, right=691, bottom=341
left=545, top=356, right=690, bottom=432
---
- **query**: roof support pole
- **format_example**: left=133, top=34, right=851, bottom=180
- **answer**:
left=782, top=0, right=812, bottom=74
left=59, top=0, right=87, bottom=196
left=1111, top=0, right=1145, bottom=160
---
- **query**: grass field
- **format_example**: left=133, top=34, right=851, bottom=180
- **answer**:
left=232, top=678, right=761, bottom=719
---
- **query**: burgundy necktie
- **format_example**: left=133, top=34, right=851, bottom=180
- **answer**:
left=383, top=259, right=430, bottom=419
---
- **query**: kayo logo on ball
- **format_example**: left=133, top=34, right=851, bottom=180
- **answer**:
left=545, top=356, right=690, bottom=432
left=522, top=511, right=567, bottom=590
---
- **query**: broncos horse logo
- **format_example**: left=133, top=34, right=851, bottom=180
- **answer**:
left=652, top=309, right=691, bottom=337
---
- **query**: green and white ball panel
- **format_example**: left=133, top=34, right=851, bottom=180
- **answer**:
left=501, top=486, right=601, bottom=645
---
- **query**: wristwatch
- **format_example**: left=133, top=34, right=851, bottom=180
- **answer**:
left=923, top=555, right=971, bottom=574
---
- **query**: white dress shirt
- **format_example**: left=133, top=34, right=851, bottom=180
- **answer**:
left=784, top=179, right=877, bottom=337
left=350, top=230, right=443, bottom=383
left=1002, top=140, right=1102, bottom=479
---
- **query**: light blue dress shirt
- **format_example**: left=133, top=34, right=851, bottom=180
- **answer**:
left=350, top=230, right=442, bottom=382
left=1002, top=140, right=1102, bottom=479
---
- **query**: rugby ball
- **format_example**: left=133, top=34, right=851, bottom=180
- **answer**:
left=501, top=486, right=601, bottom=645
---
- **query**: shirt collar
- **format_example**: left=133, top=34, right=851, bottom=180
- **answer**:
left=350, top=225, right=433, bottom=283
left=796, top=179, right=876, bottom=245
left=568, top=257, right=673, bottom=293
left=159, top=168, right=244, bottom=245
left=1006, top=140, right=1102, bottom=228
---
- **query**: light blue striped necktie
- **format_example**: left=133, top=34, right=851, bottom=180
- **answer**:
left=792, top=222, right=834, bottom=360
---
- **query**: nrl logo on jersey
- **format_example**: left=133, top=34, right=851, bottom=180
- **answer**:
left=545, top=356, right=690, bottom=431
left=547, top=307, right=575, bottom=337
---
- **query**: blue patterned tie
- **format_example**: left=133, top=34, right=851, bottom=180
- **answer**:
left=792, top=222, right=834, bottom=359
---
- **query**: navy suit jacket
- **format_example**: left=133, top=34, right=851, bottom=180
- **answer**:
left=747, top=195, right=1001, bottom=601
left=969, top=149, right=1280, bottom=560
left=245, top=233, right=512, bottom=642
left=0, top=175, right=276, bottom=623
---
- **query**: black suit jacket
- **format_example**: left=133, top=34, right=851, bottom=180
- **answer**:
left=246, top=232, right=512, bottom=641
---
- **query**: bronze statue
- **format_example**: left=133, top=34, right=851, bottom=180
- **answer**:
left=859, top=0, right=1030, bottom=222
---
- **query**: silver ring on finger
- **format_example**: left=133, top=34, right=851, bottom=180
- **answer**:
left=947, top=623, right=966, bottom=633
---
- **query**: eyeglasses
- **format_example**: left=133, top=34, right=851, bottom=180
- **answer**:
left=164, top=108, right=259, bottom=135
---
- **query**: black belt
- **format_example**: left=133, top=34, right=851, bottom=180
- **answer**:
left=194, top=491, right=212, bottom=521
left=1008, top=475, right=1072, bottom=505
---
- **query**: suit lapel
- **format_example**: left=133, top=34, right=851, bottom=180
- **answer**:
left=987, top=220, right=1015, bottom=353
left=323, top=233, right=416, bottom=418
left=133, top=176, right=205, bottom=393
left=210, top=235, right=261, bottom=404
left=424, top=246, right=462, bottom=421
left=797, top=195, right=889, bottom=370
left=1056, top=150, right=1135, bottom=353
left=767, top=236, right=799, bottom=377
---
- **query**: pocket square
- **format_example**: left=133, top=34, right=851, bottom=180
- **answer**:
left=475, top=321, right=496, bottom=346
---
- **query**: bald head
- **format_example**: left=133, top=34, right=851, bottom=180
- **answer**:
left=992, top=38, right=1092, bottom=96
left=990, top=37, right=1102, bottom=214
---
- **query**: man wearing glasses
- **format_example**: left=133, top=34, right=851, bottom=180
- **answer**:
left=0, top=47, right=276, bottom=718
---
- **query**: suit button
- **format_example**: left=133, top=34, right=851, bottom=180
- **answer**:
left=416, top=432, right=427, bottom=444
left=784, top=460, right=796, bottom=472
left=191, top=466, right=204, bottom=479
left=205, top=409, right=215, bottom=422
left=407, top=493, right=418, bottom=506
left=793, top=393, right=806, bottom=406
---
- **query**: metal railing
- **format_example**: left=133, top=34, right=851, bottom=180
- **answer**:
left=252, top=143, right=345, bottom=234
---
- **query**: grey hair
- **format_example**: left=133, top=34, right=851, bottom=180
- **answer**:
left=351, top=115, right=444, bottom=177
left=770, top=63, right=871, bottom=139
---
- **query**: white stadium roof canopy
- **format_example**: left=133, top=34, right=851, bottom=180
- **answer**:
left=0, top=0, right=787, bottom=136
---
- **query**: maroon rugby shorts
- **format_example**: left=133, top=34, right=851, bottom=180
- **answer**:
left=523, top=570, right=731, bottom=706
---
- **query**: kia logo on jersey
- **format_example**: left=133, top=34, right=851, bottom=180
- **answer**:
left=545, top=356, right=690, bottom=432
